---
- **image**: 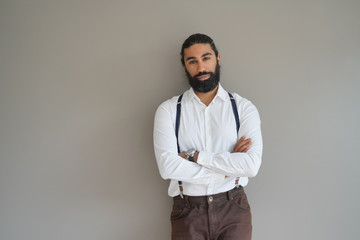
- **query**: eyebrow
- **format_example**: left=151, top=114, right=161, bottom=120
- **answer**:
left=185, top=52, right=213, bottom=62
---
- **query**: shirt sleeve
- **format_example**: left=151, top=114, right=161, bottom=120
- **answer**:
left=196, top=99, right=263, bottom=177
left=153, top=101, right=225, bottom=184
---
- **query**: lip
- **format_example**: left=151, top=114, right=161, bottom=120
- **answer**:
left=197, top=74, right=210, bottom=81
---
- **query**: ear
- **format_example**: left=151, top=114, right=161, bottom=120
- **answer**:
left=217, top=53, right=221, bottom=65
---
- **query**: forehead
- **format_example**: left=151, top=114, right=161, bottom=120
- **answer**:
left=183, top=43, right=214, bottom=58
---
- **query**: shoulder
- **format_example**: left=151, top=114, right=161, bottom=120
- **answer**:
left=229, top=92, right=260, bottom=118
left=157, top=95, right=180, bottom=111
left=218, top=85, right=256, bottom=109
left=156, top=87, right=192, bottom=113
left=229, top=92, right=255, bottom=108
left=155, top=94, right=182, bottom=120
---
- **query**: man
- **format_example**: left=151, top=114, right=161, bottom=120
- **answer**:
left=153, top=33, right=263, bottom=240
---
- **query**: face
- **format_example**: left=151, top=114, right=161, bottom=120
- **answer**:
left=183, top=44, right=221, bottom=93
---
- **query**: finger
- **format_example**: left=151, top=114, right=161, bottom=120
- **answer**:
left=234, top=139, right=251, bottom=152
left=243, top=147, right=250, bottom=153
left=239, top=140, right=252, bottom=152
left=178, top=152, right=187, bottom=159
left=234, top=136, right=245, bottom=149
left=240, top=141, right=252, bottom=152
left=234, top=137, right=247, bottom=151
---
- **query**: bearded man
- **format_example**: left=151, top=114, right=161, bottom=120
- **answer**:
left=153, top=33, right=263, bottom=240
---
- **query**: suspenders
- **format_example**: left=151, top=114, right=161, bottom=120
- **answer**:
left=175, top=92, right=240, bottom=198
left=175, top=94, right=184, bottom=197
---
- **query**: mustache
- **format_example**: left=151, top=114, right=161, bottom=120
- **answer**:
left=195, top=72, right=213, bottom=79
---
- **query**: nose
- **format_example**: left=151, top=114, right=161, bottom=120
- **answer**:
left=197, top=61, right=206, bottom=73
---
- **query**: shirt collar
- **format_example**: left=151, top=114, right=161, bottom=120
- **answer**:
left=215, top=84, right=229, bottom=101
left=183, top=84, right=228, bottom=102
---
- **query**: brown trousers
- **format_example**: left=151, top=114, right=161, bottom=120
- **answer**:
left=171, top=187, right=252, bottom=240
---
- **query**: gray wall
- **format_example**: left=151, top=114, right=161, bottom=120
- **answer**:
left=1, top=1, right=359, bottom=239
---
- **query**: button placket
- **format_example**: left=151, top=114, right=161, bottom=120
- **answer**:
left=204, top=108, right=212, bottom=151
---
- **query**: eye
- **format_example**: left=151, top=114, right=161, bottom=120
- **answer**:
left=203, top=57, right=210, bottom=61
left=189, top=60, right=196, bottom=65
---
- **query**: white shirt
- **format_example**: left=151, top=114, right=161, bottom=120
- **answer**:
left=153, top=84, right=263, bottom=197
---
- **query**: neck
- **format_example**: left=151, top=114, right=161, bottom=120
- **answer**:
left=194, top=84, right=219, bottom=106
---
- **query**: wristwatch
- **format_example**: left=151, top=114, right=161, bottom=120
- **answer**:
left=186, top=148, right=196, bottom=163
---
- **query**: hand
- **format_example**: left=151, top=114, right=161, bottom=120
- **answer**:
left=178, top=152, right=188, bottom=160
left=178, top=152, right=199, bottom=163
left=233, top=136, right=252, bottom=153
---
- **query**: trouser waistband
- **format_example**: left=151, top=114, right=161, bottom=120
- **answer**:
left=173, top=186, right=245, bottom=206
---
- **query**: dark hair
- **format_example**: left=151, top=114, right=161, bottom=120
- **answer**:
left=180, top=33, right=219, bottom=65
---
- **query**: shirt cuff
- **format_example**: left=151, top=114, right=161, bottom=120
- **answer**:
left=197, top=151, right=214, bottom=168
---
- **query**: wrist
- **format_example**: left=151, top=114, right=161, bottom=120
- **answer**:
left=186, top=149, right=196, bottom=163
left=194, top=151, right=199, bottom=163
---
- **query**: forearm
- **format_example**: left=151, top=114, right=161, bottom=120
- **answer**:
left=154, top=104, right=225, bottom=185
left=197, top=127, right=263, bottom=177
left=197, top=150, right=262, bottom=177
left=155, top=150, right=225, bottom=184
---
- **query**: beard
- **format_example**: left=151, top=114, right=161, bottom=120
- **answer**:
left=186, top=63, right=220, bottom=93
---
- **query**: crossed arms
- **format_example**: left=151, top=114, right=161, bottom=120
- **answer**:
left=153, top=99, right=263, bottom=185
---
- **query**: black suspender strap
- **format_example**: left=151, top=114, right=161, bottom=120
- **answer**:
left=175, top=94, right=183, bottom=154
left=228, top=92, right=241, bottom=187
left=175, top=94, right=184, bottom=198
left=228, top=92, right=240, bottom=133
left=174, top=92, right=241, bottom=197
